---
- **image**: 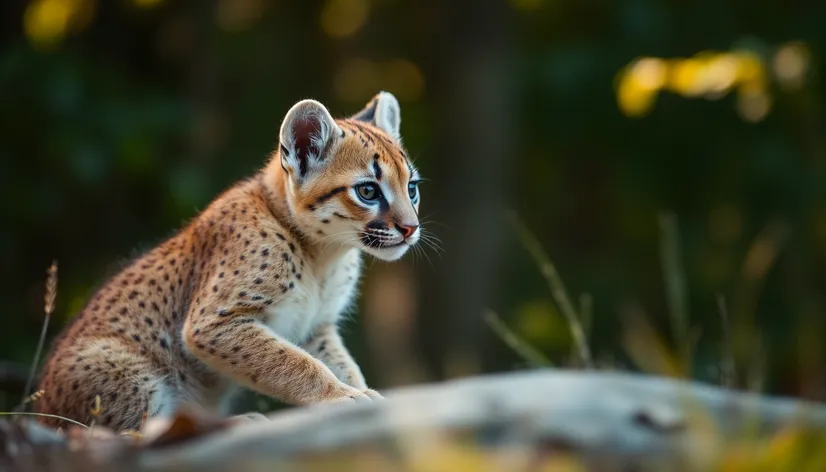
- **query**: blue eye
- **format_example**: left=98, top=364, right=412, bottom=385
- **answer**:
left=356, top=183, right=380, bottom=202
left=408, top=182, right=419, bottom=200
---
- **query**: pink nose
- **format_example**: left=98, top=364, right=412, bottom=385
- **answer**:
left=396, top=223, right=419, bottom=239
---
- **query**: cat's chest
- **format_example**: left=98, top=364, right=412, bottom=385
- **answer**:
left=264, top=250, right=361, bottom=343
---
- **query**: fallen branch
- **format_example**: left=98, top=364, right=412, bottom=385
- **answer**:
left=5, top=370, right=826, bottom=471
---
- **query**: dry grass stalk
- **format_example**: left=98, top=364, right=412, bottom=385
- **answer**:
left=20, top=260, right=58, bottom=408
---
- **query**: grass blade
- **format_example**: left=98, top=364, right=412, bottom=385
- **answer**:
left=485, top=311, right=553, bottom=367
left=620, top=302, right=685, bottom=378
left=507, top=211, right=592, bottom=368
left=716, top=294, right=737, bottom=389
left=0, top=411, right=88, bottom=429
left=658, top=213, right=690, bottom=364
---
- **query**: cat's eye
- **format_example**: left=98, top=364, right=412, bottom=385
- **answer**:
left=356, top=183, right=380, bottom=202
left=408, top=182, right=419, bottom=200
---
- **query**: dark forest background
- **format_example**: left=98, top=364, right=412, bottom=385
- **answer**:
left=2, top=0, right=826, bottom=408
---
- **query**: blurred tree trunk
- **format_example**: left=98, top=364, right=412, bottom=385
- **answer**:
left=414, top=0, right=514, bottom=379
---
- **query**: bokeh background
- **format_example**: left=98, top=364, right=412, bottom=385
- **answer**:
left=2, top=0, right=826, bottom=409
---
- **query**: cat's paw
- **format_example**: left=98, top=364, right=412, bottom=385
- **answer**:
left=319, top=385, right=372, bottom=405
left=361, top=388, right=384, bottom=400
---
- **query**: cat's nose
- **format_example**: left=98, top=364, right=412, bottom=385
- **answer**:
left=395, top=223, right=419, bottom=239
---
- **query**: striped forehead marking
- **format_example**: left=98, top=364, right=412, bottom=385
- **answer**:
left=344, top=120, right=398, bottom=153
left=341, top=119, right=413, bottom=180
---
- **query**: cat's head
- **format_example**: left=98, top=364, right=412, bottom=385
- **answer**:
left=276, top=92, right=420, bottom=261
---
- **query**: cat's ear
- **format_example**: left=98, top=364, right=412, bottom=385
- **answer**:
left=351, top=91, right=401, bottom=140
left=279, top=99, right=342, bottom=180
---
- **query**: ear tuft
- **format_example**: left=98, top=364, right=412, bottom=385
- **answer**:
left=351, top=91, right=401, bottom=140
left=279, top=100, right=340, bottom=180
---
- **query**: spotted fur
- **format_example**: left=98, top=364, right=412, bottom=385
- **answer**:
left=35, top=92, right=421, bottom=431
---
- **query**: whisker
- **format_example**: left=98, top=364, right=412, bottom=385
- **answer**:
left=412, top=241, right=436, bottom=270
left=417, top=231, right=444, bottom=255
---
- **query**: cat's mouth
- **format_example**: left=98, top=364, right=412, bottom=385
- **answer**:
left=360, top=232, right=406, bottom=249
left=359, top=230, right=416, bottom=261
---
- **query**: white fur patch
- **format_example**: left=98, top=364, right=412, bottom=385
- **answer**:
left=148, top=378, right=177, bottom=418
left=264, top=248, right=361, bottom=344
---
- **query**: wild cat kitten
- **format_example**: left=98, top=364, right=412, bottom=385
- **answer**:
left=36, top=92, right=422, bottom=431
